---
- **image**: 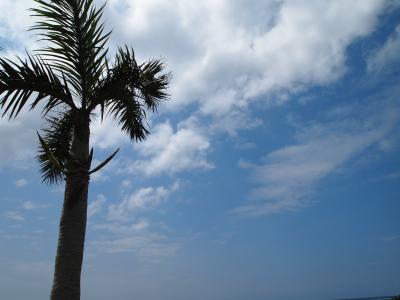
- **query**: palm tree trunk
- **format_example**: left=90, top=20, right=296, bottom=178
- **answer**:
left=51, top=113, right=90, bottom=300
left=50, top=176, right=88, bottom=300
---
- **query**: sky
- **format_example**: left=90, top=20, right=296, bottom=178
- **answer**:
left=0, top=0, right=400, bottom=300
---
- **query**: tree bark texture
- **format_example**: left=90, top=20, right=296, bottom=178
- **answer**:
left=51, top=113, right=90, bottom=300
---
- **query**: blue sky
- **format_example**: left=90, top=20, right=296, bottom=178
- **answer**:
left=0, top=1, right=400, bottom=299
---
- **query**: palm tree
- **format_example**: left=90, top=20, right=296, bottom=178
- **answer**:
left=0, top=0, right=170, bottom=299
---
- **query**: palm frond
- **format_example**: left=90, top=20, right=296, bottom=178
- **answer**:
left=88, top=48, right=136, bottom=113
left=30, top=0, right=110, bottom=106
left=110, top=47, right=171, bottom=111
left=138, top=58, right=171, bottom=111
left=89, top=148, right=119, bottom=174
left=37, top=110, right=74, bottom=184
left=0, top=53, right=75, bottom=118
left=107, top=89, right=150, bottom=142
left=88, top=47, right=170, bottom=140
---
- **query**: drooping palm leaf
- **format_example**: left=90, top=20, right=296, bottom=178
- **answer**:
left=31, top=0, right=111, bottom=107
left=89, top=148, right=119, bottom=174
left=138, top=58, right=171, bottom=111
left=0, top=53, right=75, bottom=118
left=89, top=47, right=171, bottom=140
left=37, top=110, right=74, bottom=184
left=37, top=132, right=65, bottom=174
left=111, top=47, right=171, bottom=111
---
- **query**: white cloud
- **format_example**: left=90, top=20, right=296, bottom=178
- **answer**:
left=22, top=201, right=49, bottom=210
left=89, top=231, right=179, bottom=259
left=209, top=110, right=263, bottom=137
left=14, top=260, right=52, bottom=277
left=0, top=0, right=389, bottom=165
left=94, top=219, right=150, bottom=235
left=90, top=169, right=109, bottom=182
left=120, top=179, right=132, bottom=190
left=211, top=231, right=237, bottom=246
left=88, top=194, right=107, bottom=218
left=238, top=158, right=257, bottom=169
left=89, top=180, right=181, bottom=260
left=106, top=0, right=386, bottom=115
left=120, top=119, right=213, bottom=176
left=0, top=109, right=43, bottom=167
left=89, top=185, right=180, bottom=260
left=90, top=219, right=179, bottom=259
left=367, top=24, right=400, bottom=72
left=108, top=181, right=179, bottom=221
left=0, top=0, right=36, bottom=51
left=89, top=157, right=114, bottom=182
left=90, top=115, right=129, bottom=150
left=3, top=211, right=24, bottom=222
left=234, top=99, right=400, bottom=216
left=15, top=179, right=27, bottom=188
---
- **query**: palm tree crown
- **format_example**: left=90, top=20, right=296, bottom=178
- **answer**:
left=0, top=0, right=170, bottom=183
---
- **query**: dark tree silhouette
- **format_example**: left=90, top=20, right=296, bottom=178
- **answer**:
left=0, top=0, right=170, bottom=299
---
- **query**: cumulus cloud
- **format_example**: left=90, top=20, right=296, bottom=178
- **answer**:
left=108, top=181, right=179, bottom=221
left=119, top=118, right=213, bottom=176
left=84, top=0, right=388, bottom=143
left=0, top=0, right=389, bottom=165
left=90, top=114, right=129, bottom=150
left=233, top=98, right=400, bottom=216
left=0, top=0, right=36, bottom=51
left=105, top=0, right=386, bottom=115
left=89, top=183, right=181, bottom=259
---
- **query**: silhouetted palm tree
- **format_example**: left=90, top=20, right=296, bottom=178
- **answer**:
left=0, top=0, right=170, bottom=299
